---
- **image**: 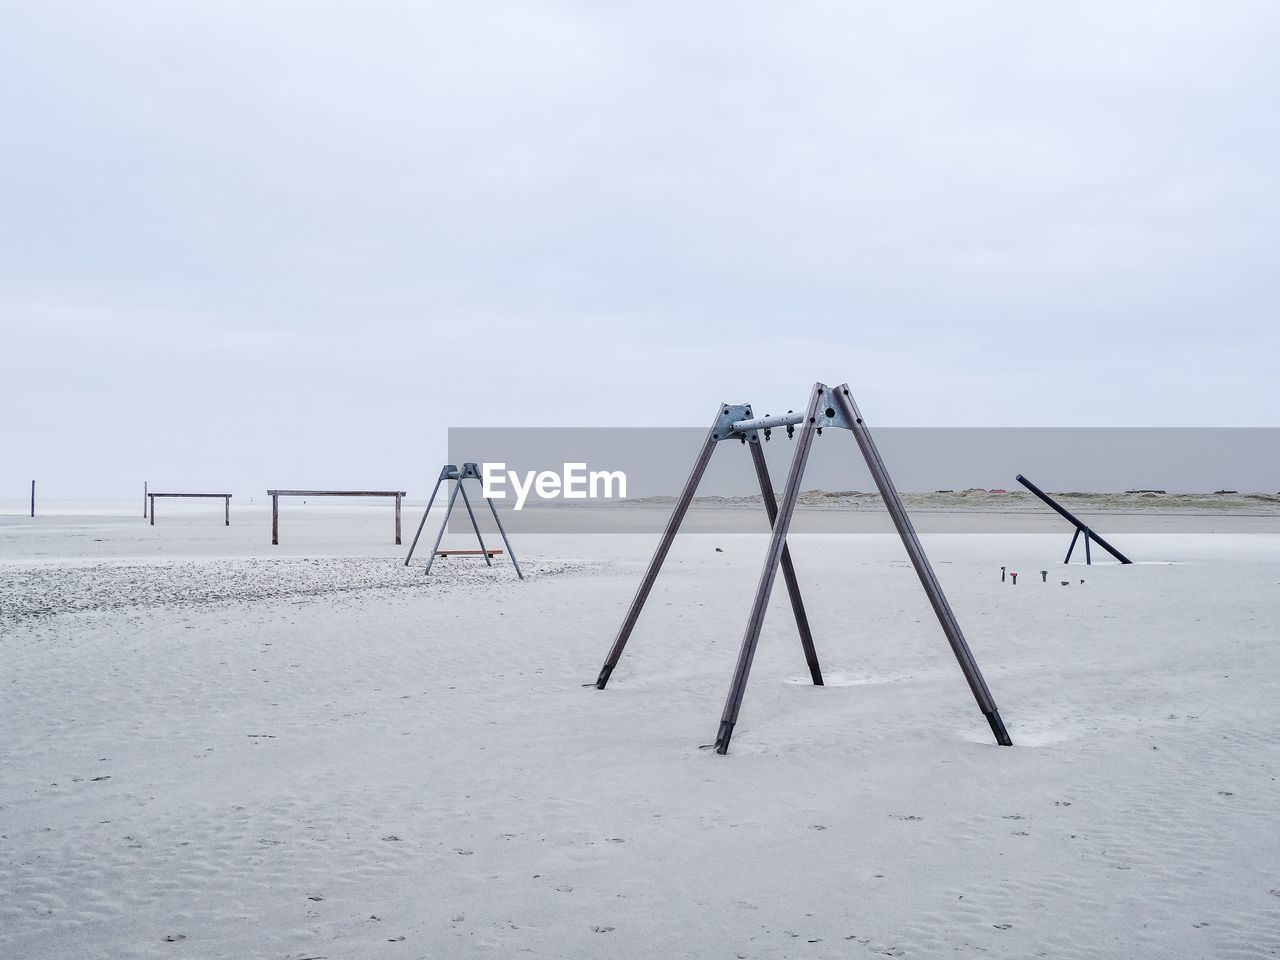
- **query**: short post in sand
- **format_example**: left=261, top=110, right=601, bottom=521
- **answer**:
left=593, top=381, right=1012, bottom=755
left=1015, top=474, right=1132, bottom=565
left=404, top=464, right=523, bottom=580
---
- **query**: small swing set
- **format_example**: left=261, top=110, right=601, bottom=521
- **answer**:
left=404, top=463, right=523, bottom=579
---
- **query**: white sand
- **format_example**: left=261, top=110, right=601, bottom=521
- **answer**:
left=2, top=503, right=1279, bottom=958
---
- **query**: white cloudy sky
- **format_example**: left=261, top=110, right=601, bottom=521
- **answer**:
left=2, top=2, right=1276, bottom=497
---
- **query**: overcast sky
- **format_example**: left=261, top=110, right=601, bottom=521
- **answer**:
left=2, top=2, right=1277, bottom=499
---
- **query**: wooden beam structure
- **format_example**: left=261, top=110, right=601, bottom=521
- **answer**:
left=148, top=492, right=232, bottom=526
left=265, top=489, right=406, bottom=546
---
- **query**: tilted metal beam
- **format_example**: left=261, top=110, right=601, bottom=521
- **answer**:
left=1017, top=473, right=1132, bottom=564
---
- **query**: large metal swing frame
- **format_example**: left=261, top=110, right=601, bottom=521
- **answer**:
left=593, top=381, right=1012, bottom=754
left=404, top=463, right=524, bottom=579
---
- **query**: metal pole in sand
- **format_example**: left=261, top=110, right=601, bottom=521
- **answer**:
left=837, top=383, right=1012, bottom=747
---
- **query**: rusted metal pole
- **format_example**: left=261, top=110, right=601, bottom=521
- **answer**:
left=837, top=383, right=1011, bottom=747
left=271, top=494, right=279, bottom=545
left=225, top=495, right=230, bottom=526
left=149, top=494, right=155, bottom=526
left=594, top=410, right=723, bottom=690
left=483, top=493, right=524, bottom=580
left=423, top=481, right=464, bottom=575
left=406, top=473, right=450, bottom=565
left=455, top=483, right=492, bottom=565
left=30, top=480, right=35, bottom=518
left=394, top=493, right=402, bottom=545
left=715, top=382, right=825, bottom=754
left=748, top=437, right=822, bottom=686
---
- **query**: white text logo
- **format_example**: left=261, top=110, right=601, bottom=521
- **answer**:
left=481, top=462, right=627, bottom=510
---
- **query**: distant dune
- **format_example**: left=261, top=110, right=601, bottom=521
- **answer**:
left=627, top=489, right=1280, bottom=515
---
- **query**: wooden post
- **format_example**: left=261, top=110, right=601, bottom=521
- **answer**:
left=272, top=494, right=279, bottom=545
left=149, top=494, right=155, bottom=526
left=225, top=495, right=230, bottom=526
left=30, top=480, right=35, bottom=518
left=394, top=493, right=402, bottom=545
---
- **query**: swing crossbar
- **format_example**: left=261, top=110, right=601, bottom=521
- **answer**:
left=730, top=412, right=805, bottom=433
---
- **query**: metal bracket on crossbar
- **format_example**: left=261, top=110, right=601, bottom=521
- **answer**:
left=593, top=381, right=1012, bottom=755
left=404, top=463, right=523, bottom=579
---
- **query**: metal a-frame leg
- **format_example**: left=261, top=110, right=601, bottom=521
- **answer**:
left=833, top=382, right=1011, bottom=747
left=405, top=467, right=454, bottom=566
left=422, top=480, right=464, bottom=575
left=1064, top=526, right=1094, bottom=565
left=456, top=482, right=493, bottom=566
left=748, top=437, right=822, bottom=686
left=714, top=382, right=1012, bottom=754
left=484, top=495, right=524, bottom=580
left=1064, top=526, right=1081, bottom=564
left=715, top=383, right=826, bottom=753
left=594, top=407, right=730, bottom=689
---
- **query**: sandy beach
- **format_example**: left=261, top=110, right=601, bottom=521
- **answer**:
left=7, top=2, right=1279, bottom=955
left=3, top=502, right=1278, bottom=958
